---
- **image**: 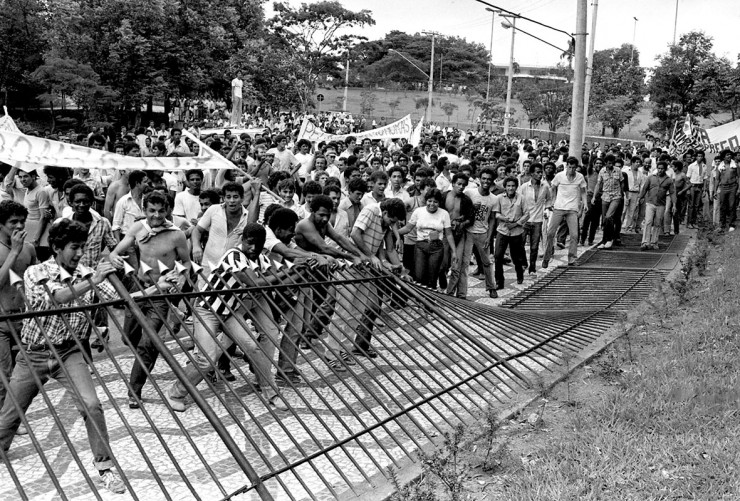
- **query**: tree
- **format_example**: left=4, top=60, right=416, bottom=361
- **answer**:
left=592, top=96, right=634, bottom=137
left=388, top=98, right=401, bottom=117
left=440, top=102, right=458, bottom=124
left=517, top=81, right=545, bottom=129
left=30, top=57, right=117, bottom=125
left=539, top=86, right=572, bottom=132
left=360, top=89, right=377, bottom=115
left=357, top=32, right=489, bottom=90
left=0, top=0, right=47, bottom=109
left=693, top=56, right=740, bottom=122
left=415, top=97, right=434, bottom=110
left=589, top=44, right=646, bottom=136
left=269, top=1, right=375, bottom=111
left=648, top=31, right=717, bottom=135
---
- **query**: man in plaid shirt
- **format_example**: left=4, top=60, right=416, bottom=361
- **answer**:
left=0, top=219, right=125, bottom=494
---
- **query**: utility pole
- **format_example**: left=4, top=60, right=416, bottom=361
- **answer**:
left=672, top=0, right=679, bottom=45
left=500, top=14, right=518, bottom=135
left=630, top=17, right=638, bottom=64
left=485, top=8, right=500, bottom=101
left=423, top=31, right=440, bottom=124
left=342, top=56, right=350, bottom=112
left=581, top=0, right=599, bottom=146
left=568, top=0, right=588, bottom=159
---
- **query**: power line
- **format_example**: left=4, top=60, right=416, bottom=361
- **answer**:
left=472, top=0, right=574, bottom=42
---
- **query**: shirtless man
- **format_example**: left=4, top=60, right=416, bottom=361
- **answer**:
left=440, top=173, right=472, bottom=290
left=104, top=170, right=130, bottom=222
left=109, top=190, right=191, bottom=409
left=0, top=201, right=36, bottom=410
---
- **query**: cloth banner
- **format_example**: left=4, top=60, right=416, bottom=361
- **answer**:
left=408, top=118, right=424, bottom=147
left=199, top=127, right=267, bottom=138
left=298, top=115, right=412, bottom=143
left=0, top=114, right=235, bottom=172
left=696, top=119, right=740, bottom=154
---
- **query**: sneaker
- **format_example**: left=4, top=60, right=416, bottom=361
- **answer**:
left=604, top=240, right=614, bottom=249
left=220, top=369, right=236, bottom=382
left=16, top=423, right=28, bottom=435
left=351, top=347, right=378, bottom=359
left=597, top=243, right=606, bottom=249
left=640, top=243, right=649, bottom=251
left=730, top=227, right=736, bottom=232
left=339, top=351, right=357, bottom=365
left=541, top=260, right=549, bottom=269
left=489, top=289, right=498, bottom=299
left=516, top=278, right=524, bottom=284
left=326, top=358, right=347, bottom=373
left=128, top=396, right=140, bottom=409
left=164, top=392, right=186, bottom=412
left=276, top=372, right=302, bottom=385
left=269, top=396, right=290, bottom=412
left=99, top=469, right=126, bottom=494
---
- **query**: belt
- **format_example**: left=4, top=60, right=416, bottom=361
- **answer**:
left=629, top=190, right=639, bottom=193
left=25, top=338, right=77, bottom=352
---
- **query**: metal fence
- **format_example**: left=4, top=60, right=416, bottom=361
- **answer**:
left=0, top=258, right=614, bottom=500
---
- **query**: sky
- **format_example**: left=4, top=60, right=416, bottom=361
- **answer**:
left=267, top=0, right=740, bottom=69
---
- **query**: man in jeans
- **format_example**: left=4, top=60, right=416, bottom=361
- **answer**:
left=542, top=159, right=588, bottom=268
left=639, top=161, right=676, bottom=250
left=686, top=150, right=706, bottom=228
left=713, top=149, right=739, bottom=232
left=0, top=219, right=125, bottom=493
left=493, top=177, right=530, bottom=287
left=518, top=164, right=551, bottom=274
left=447, top=168, right=498, bottom=299
left=593, top=154, right=623, bottom=249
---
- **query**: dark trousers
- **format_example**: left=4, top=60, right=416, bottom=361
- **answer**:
left=581, top=196, right=601, bottom=243
left=674, top=194, right=688, bottom=233
left=122, top=299, right=169, bottom=398
left=0, top=343, right=114, bottom=470
left=414, top=240, right=445, bottom=288
left=523, top=222, right=542, bottom=273
left=718, top=188, right=737, bottom=229
left=688, top=184, right=703, bottom=225
left=494, top=233, right=526, bottom=287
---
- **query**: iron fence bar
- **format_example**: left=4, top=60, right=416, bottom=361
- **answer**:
left=249, top=264, right=427, bottom=459
left=59, top=277, right=184, bottom=500
left=0, top=313, right=67, bottom=501
left=372, top=268, right=530, bottom=390
left=105, top=273, right=276, bottom=501
left=355, top=269, right=512, bottom=407
left=127, top=268, right=324, bottom=501
left=178, top=266, right=356, bottom=499
left=305, top=265, right=485, bottom=420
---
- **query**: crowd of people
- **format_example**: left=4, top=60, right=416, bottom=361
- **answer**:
left=0, top=117, right=732, bottom=494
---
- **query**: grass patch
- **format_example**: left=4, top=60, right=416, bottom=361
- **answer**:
left=494, top=229, right=740, bottom=500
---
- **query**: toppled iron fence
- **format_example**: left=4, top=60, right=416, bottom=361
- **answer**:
left=0, top=258, right=621, bottom=500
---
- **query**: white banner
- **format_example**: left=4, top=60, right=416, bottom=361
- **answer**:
left=697, top=119, right=740, bottom=154
left=199, top=127, right=266, bottom=138
left=0, top=114, right=235, bottom=172
left=298, top=115, right=413, bottom=143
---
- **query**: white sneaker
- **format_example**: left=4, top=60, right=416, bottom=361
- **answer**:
left=604, top=240, right=614, bottom=249
left=99, top=469, right=126, bottom=494
left=730, top=227, right=736, bottom=232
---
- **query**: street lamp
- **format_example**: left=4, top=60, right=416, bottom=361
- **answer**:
left=500, top=17, right=517, bottom=135
left=485, top=8, right=501, bottom=102
left=630, top=17, right=638, bottom=64
left=388, top=46, right=435, bottom=123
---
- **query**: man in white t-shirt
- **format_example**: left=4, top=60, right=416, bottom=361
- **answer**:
left=174, top=169, right=204, bottom=225
left=542, top=159, right=588, bottom=267
left=267, top=134, right=300, bottom=176
left=231, top=71, right=243, bottom=125
left=294, top=139, right=314, bottom=182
